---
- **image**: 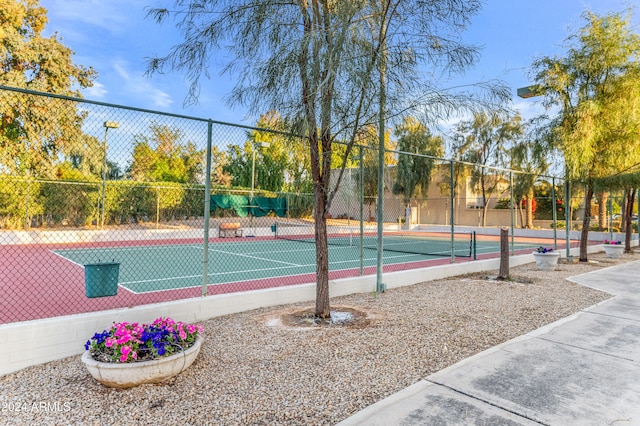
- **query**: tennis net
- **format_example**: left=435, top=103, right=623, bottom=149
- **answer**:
left=274, top=221, right=473, bottom=257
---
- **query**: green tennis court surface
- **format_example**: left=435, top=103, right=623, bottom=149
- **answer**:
left=53, top=233, right=550, bottom=294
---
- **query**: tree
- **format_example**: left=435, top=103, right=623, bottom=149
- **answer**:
left=452, top=111, right=522, bottom=226
left=222, top=112, right=306, bottom=193
left=354, top=126, right=396, bottom=222
left=247, top=112, right=290, bottom=193
left=147, top=0, right=506, bottom=318
left=210, top=146, right=232, bottom=187
left=508, top=120, right=552, bottom=229
left=0, top=0, right=97, bottom=178
left=128, top=122, right=204, bottom=183
left=532, top=11, right=640, bottom=261
left=392, top=117, right=444, bottom=227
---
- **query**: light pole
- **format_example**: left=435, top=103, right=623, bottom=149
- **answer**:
left=101, top=121, right=119, bottom=229
left=249, top=141, right=270, bottom=234
left=250, top=142, right=270, bottom=199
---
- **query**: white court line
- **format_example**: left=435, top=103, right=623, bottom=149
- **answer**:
left=114, top=250, right=445, bottom=294
left=205, top=248, right=305, bottom=266
left=50, top=251, right=85, bottom=268
left=53, top=243, right=204, bottom=254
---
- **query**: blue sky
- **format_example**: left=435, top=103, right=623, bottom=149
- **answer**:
left=39, top=0, right=639, bottom=127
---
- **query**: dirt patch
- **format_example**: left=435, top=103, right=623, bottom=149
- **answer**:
left=263, top=305, right=380, bottom=330
left=462, top=274, right=536, bottom=285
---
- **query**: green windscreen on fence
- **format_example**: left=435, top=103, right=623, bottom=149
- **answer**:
left=250, top=197, right=287, bottom=217
left=274, top=221, right=473, bottom=257
left=210, top=195, right=288, bottom=217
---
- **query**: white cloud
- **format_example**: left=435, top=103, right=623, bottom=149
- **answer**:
left=112, top=61, right=174, bottom=109
left=513, top=98, right=547, bottom=121
left=83, top=82, right=107, bottom=99
left=42, top=0, right=147, bottom=35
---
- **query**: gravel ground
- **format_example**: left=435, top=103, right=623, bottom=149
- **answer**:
left=1, top=252, right=635, bottom=425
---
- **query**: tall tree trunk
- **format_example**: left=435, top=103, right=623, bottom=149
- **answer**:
left=579, top=185, right=594, bottom=262
left=526, top=187, right=534, bottom=229
left=596, top=192, right=607, bottom=230
left=404, top=203, right=411, bottom=229
left=482, top=203, right=488, bottom=227
left=624, top=188, right=636, bottom=253
left=497, top=226, right=509, bottom=279
left=518, top=199, right=525, bottom=229
left=481, top=180, right=487, bottom=227
left=314, top=185, right=330, bottom=319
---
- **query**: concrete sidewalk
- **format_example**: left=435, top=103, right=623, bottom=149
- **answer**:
left=338, top=260, right=640, bottom=426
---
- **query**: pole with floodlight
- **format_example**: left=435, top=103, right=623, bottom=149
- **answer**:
left=250, top=141, right=270, bottom=234
left=101, top=121, right=119, bottom=229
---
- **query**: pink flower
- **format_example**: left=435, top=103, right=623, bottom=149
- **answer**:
left=115, top=324, right=129, bottom=337
left=117, top=334, right=132, bottom=345
left=87, top=317, right=203, bottom=363
left=120, top=345, right=131, bottom=362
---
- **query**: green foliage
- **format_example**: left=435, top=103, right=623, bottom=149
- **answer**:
left=284, top=192, right=314, bottom=219
left=353, top=126, right=396, bottom=200
left=0, top=0, right=97, bottom=178
left=222, top=112, right=311, bottom=193
left=103, top=181, right=205, bottom=225
left=533, top=182, right=565, bottom=220
left=494, top=198, right=510, bottom=209
left=145, top=0, right=508, bottom=316
left=452, top=111, right=522, bottom=225
left=533, top=11, right=640, bottom=184
left=128, top=122, right=204, bottom=183
left=0, top=176, right=41, bottom=228
left=532, top=10, right=640, bottom=260
left=392, top=117, right=444, bottom=205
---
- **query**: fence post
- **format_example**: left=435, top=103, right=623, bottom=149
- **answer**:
left=551, top=177, right=557, bottom=249
left=359, top=145, right=364, bottom=275
left=509, top=171, right=515, bottom=255
left=25, top=175, right=31, bottom=229
left=637, top=187, right=640, bottom=236
left=565, top=178, right=571, bottom=258
left=449, top=160, right=455, bottom=264
left=156, top=187, right=160, bottom=229
left=202, top=121, right=213, bottom=297
left=375, top=134, right=385, bottom=293
left=608, top=191, right=613, bottom=241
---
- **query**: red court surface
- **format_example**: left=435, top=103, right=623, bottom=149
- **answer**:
left=0, top=237, right=578, bottom=325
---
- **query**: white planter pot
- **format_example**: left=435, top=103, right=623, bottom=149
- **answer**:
left=603, top=244, right=624, bottom=259
left=532, top=251, right=560, bottom=271
left=82, top=335, right=203, bottom=389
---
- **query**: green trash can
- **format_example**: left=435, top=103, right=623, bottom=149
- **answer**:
left=271, top=223, right=277, bottom=233
left=84, top=262, right=120, bottom=298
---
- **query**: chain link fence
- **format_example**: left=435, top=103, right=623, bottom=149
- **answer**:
left=1, top=86, right=629, bottom=325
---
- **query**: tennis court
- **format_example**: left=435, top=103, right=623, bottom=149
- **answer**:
left=52, top=227, right=555, bottom=294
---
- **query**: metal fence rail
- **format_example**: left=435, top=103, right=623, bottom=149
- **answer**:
left=0, top=85, right=624, bottom=325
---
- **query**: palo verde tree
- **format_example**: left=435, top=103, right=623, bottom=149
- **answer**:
left=234, top=111, right=294, bottom=193
left=452, top=111, right=523, bottom=226
left=508, top=119, right=552, bottom=229
left=354, top=125, right=396, bottom=222
left=392, top=117, right=444, bottom=226
left=146, top=0, right=507, bottom=318
left=0, top=0, right=97, bottom=178
left=532, top=10, right=640, bottom=261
